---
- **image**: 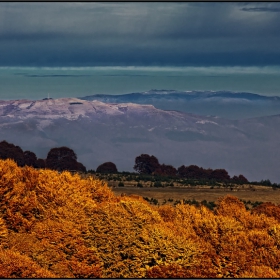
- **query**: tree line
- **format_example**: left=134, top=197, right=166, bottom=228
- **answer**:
left=0, top=140, right=276, bottom=186
left=133, top=153, right=249, bottom=184
left=0, top=140, right=86, bottom=172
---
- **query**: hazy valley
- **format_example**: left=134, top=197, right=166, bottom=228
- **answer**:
left=1, top=91, right=280, bottom=182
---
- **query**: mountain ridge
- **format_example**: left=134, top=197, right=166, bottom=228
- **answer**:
left=81, top=89, right=280, bottom=101
left=79, top=90, right=280, bottom=119
left=0, top=96, right=280, bottom=182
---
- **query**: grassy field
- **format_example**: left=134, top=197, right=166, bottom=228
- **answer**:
left=85, top=173, right=280, bottom=206
left=111, top=186, right=280, bottom=205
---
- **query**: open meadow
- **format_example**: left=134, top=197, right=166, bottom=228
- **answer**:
left=89, top=173, right=280, bottom=206
left=112, top=185, right=280, bottom=205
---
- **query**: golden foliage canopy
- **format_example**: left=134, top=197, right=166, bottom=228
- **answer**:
left=0, top=159, right=279, bottom=278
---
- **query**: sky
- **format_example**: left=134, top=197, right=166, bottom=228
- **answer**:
left=1, top=2, right=280, bottom=67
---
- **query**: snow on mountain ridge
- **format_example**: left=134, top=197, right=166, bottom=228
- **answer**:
left=0, top=98, right=159, bottom=120
left=196, top=120, right=218, bottom=125
left=0, top=97, right=221, bottom=137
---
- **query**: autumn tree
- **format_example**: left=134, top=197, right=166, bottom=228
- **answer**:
left=252, top=202, right=280, bottom=222
left=134, top=154, right=160, bottom=174
left=0, top=158, right=107, bottom=277
left=0, top=250, right=56, bottom=278
left=96, top=162, right=118, bottom=173
left=46, top=146, right=86, bottom=172
left=1, top=158, right=280, bottom=278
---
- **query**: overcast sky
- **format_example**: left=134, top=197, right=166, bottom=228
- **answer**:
left=1, top=2, right=280, bottom=67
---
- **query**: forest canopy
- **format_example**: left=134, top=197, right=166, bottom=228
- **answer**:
left=0, top=159, right=280, bottom=278
left=0, top=141, right=258, bottom=185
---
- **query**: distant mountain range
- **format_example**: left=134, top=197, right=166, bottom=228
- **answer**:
left=0, top=94, right=280, bottom=182
left=80, top=90, right=280, bottom=119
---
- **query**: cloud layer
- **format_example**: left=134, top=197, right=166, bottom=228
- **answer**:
left=1, top=2, right=280, bottom=67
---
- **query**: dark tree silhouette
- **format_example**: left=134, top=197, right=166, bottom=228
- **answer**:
left=231, top=176, right=238, bottom=183
left=237, top=174, right=248, bottom=183
left=204, top=168, right=214, bottom=179
left=23, top=151, right=38, bottom=167
left=187, top=165, right=204, bottom=179
left=231, top=174, right=249, bottom=184
left=178, top=165, right=233, bottom=181
left=46, top=147, right=86, bottom=172
left=154, top=164, right=177, bottom=177
left=177, top=165, right=209, bottom=179
left=96, top=162, right=118, bottom=173
left=177, top=165, right=187, bottom=177
left=210, top=169, right=230, bottom=182
left=36, top=158, right=46, bottom=169
left=0, top=140, right=25, bottom=166
left=133, top=154, right=160, bottom=174
left=76, top=162, right=87, bottom=173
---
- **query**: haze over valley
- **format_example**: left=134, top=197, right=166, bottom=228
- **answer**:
left=1, top=91, right=280, bottom=182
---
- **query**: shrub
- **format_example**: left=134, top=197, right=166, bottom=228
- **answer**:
left=154, top=181, right=163, bottom=188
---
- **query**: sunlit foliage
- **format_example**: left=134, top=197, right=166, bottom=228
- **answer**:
left=0, top=159, right=279, bottom=278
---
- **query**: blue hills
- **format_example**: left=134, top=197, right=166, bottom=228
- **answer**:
left=79, top=90, right=280, bottom=119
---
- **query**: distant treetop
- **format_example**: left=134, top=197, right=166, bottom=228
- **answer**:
left=96, top=162, right=118, bottom=173
left=46, top=146, right=86, bottom=172
left=134, top=154, right=161, bottom=175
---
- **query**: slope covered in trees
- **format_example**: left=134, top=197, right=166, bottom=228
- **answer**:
left=0, top=159, right=280, bottom=278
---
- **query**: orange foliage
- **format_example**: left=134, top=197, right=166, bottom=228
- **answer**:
left=86, top=198, right=202, bottom=277
left=0, top=159, right=108, bottom=277
left=0, top=218, right=8, bottom=248
left=252, top=202, right=280, bottom=222
left=0, top=249, right=56, bottom=278
left=0, top=159, right=280, bottom=278
left=215, top=194, right=247, bottom=218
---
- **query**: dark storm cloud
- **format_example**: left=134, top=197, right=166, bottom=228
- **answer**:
left=0, top=2, right=280, bottom=67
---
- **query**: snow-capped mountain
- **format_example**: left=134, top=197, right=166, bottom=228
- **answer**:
left=0, top=98, right=156, bottom=120
left=0, top=97, right=280, bottom=182
left=80, top=90, right=280, bottom=119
